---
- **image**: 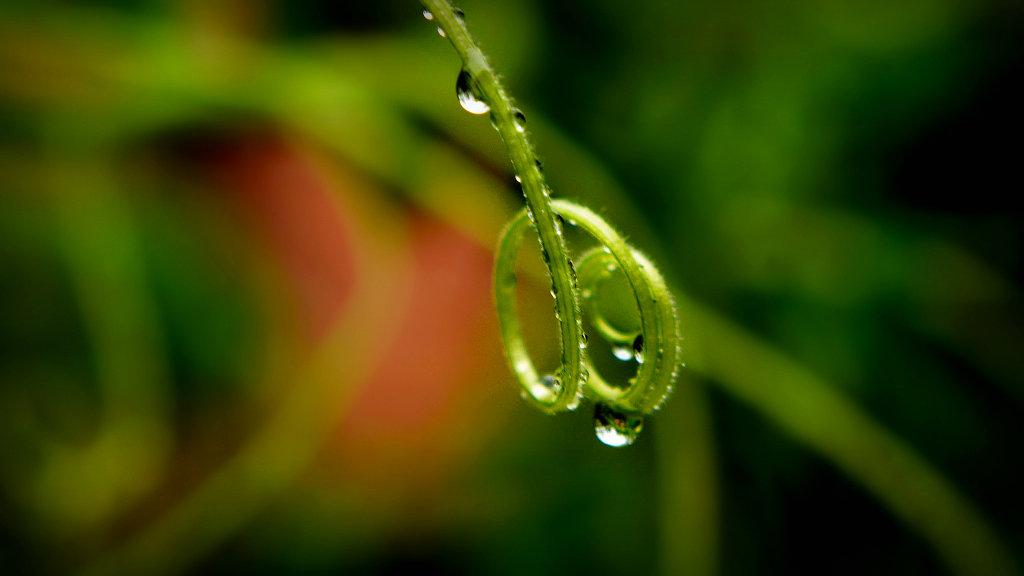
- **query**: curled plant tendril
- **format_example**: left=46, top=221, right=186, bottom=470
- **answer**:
left=422, top=0, right=682, bottom=445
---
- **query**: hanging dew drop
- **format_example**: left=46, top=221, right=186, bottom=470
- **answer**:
left=513, top=108, right=527, bottom=133
left=437, top=27, right=447, bottom=37
left=456, top=69, right=490, bottom=114
left=633, top=334, right=645, bottom=364
left=594, top=404, right=643, bottom=447
left=611, top=343, right=634, bottom=362
left=454, top=7, right=466, bottom=21
left=422, top=9, right=433, bottom=20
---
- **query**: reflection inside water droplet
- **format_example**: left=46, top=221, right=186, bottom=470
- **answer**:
left=611, top=343, right=634, bottom=362
left=594, top=404, right=643, bottom=447
left=540, top=373, right=561, bottom=395
left=513, top=109, right=527, bottom=132
left=632, top=334, right=645, bottom=364
left=456, top=69, right=489, bottom=114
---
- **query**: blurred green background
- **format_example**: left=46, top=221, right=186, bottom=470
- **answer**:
left=1, top=0, right=1022, bottom=574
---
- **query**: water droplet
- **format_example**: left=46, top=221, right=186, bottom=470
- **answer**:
left=540, top=374, right=561, bottom=393
left=611, top=344, right=634, bottom=362
left=422, top=9, right=434, bottom=20
left=456, top=68, right=489, bottom=114
left=513, top=109, right=527, bottom=132
left=633, top=334, right=645, bottom=364
left=437, top=26, right=447, bottom=37
left=594, top=404, right=643, bottom=447
left=454, top=7, right=466, bottom=21
left=514, top=174, right=522, bottom=183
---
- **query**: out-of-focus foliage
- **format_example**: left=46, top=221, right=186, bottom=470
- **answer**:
left=0, top=0, right=1021, bottom=575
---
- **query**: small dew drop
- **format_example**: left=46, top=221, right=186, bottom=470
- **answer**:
left=437, top=27, right=446, bottom=37
left=514, top=174, right=522, bottom=183
left=611, top=344, right=634, bottom=362
left=422, top=9, right=433, bottom=20
left=594, top=404, right=643, bottom=447
left=513, top=109, right=527, bottom=133
left=540, top=374, right=561, bottom=394
left=456, top=68, right=490, bottom=114
left=454, top=7, right=466, bottom=21
left=633, top=334, right=645, bottom=364
left=565, top=391, right=581, bottom=409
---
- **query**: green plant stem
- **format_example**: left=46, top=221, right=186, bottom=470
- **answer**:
left=422, top=0, right=585, bottom=411
left=424, top=0, right=681, bottom=416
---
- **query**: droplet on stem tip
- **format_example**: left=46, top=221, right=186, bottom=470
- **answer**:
left=594, top=404, right=643, bottom=447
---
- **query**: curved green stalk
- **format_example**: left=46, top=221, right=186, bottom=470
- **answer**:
left=495, top=201, right=681, bottom=414
left=421, top=0, right=585, bottom=412
left=422, top=0, right=682, bottom=431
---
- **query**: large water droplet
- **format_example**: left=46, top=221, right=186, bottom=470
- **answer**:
left=456, top=69, right=490, bottom=114
left=611, top=344, right=634, bottom=362
left=594, top=404, right=643, bottom=447
left=633, top=334, right=645, bottom=364
left=513, top=109, right=527, bottom=133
